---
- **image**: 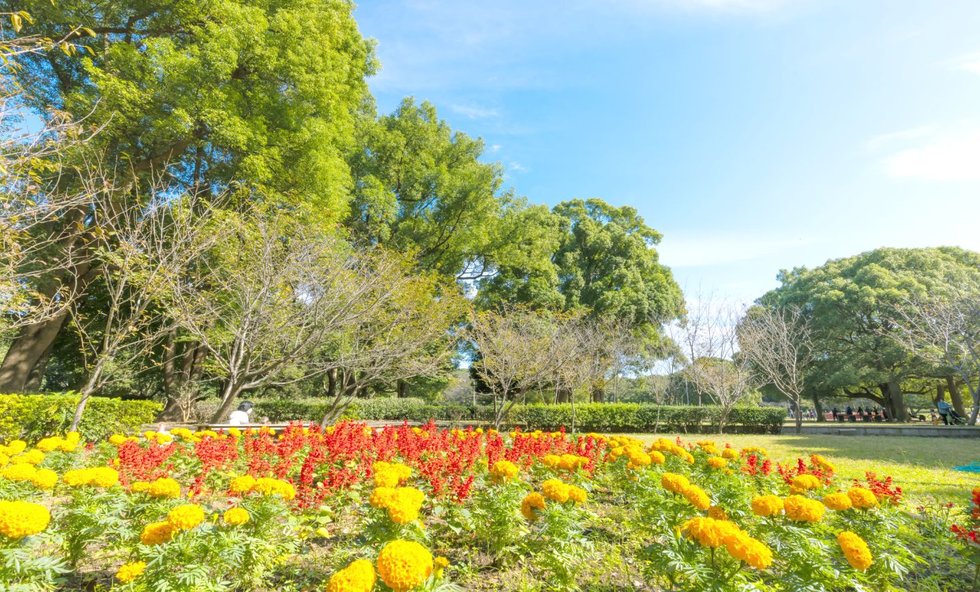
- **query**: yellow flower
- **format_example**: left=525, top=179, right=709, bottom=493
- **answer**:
left=568, top=485, right=588, bottom=504
left=434, top=556, right=450, bottom=578
left=30, top=468, right=58, bottom=490
left=327, top=558, right=376, bottom=592
left=811, top=454, right=835, bottom=473
left=222, top=507, right=250, bottom=526
left=132, top=477, right=181, bottom=499
left=489, top=460, right=519, bottom=481
left=661, top=473, right=691, bottom=494
left=108, top=434, right=128, bottom=446
left=823, top=492, right=853, bottom=511
left=373, top=461, right=412, bottom=488
left=167, top=504, right=206, bottom=531
left=751, top=495, right=784, bottom=517
left=252, top=477, right=296, bottom=500
left=12, top=449, right=45, bottom=465
left=0, top=500, right=50, bottom=539
left=682, top=484, right=711, bottom=511
left=140, top=521, right=174, bottom=545
left=682, top=517, right=772, bottom=570
left=790, top=474, right=821, bottom=493
left=376, top=540, right=434, bottom=592
left=837, top=530, right=873, bottom=571
left=726, top=531, right=773, bottom=570
left=707, top=456, right=728, bottom=469
left=116, top=561, right=147, bottom=583
left=6, top=440, right=27, bottom=455
left=784, top=495, right=825, bottom=523
left=521, top=492, right=546, bottom=521
left=541, top=478, right=571, bottom=503
left=708, top=505, right=728, bottom=520
left=847, top=487, right=878, bottom=510
left=1, top=462, right=37, bottom=483
left=229, top=475, right=256, bottom=494
left=722, top=448, right=739, bottom=460
left=648, top=450, right=666, bottom=465
left=35, top=437, right=62, bottom=452
left=62, top=467, right=119, bottom=488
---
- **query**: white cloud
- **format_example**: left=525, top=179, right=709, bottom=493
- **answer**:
left=866, top=126, right=935, bottom=152
left=881, top=128, right=980, bottom=182
left=950, top=51, right=980, bottom=75
left=449, top=103, right=500, bottom=119
left=508, top=161, right=528, bottom=173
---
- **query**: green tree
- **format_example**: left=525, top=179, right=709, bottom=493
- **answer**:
left=0, top=0, right=377, bottom=392
left=760, top=246, right=980, bottom=421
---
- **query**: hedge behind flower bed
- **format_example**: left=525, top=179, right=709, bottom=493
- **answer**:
left=253, top=399, right=787, bottom=434
left=0, top=393, right=162, bottom=442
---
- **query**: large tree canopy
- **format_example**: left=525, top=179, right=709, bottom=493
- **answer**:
left=760, top=246, right=980, bottom=421
left=6, top=0, right=376, bottom=216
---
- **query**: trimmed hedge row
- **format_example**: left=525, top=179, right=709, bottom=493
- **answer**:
left=0, top=393, right=162, bottom=442
left=253, top=399, right=786, bottom=434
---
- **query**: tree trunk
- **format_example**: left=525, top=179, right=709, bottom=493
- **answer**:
left=590, top=384, right=605, bottom=403
left=886, top=379, right=907, bottom=422
left=934, top=382, right=943, bottom=404
left=812, top=393, right=825, bottom=422
left=327, top=368, right=337, bottom=398
left=210, top=381, right=243, bottom=423
left=793, top=399, right=802, bottom=434
left=0, top=312, right=72, bottom=392
left=396, top=379, right=408, bottom=399
left=945, top=375, right=966, bottom=417
left=23, top=340, right=55, bottom=392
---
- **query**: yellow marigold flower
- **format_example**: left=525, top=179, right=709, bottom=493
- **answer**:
left=837, top=530, right=873, bottom=571
left=252, top=477, right=296, bottom=500
left=370, top=487, right=396, bottom=509
left=386, top=487, right=425, bottom=524
left=31, top=468, right=58, bottom=490
left=62, top=467, right=119, bottom=488
left=167, top=504, right=206, bottom=531
left=727, top=532, right=773, bottom=570
left=811, top=454, right=835, bottom=473
left=0, top=500, right=50, bottom=539
left=568, top=485, right=588, bottom=504
left=682, top=516, right=738, bottom=548
left=116, top=561, right=147, bottom=583
left=1, top=462, right=37, bottom=483
left=661, top=473, right=691, bottom=494
left=35, top=437, right=62, bottom=452
left=680, top=451, right=696, bottom=464
left=541, top=454, right=561, bottom=468
left=791, top=474, right=822, bottom=492
left=558, top=454, right=589, bottom=471
left=707, top=456, right=728, bottom=469
left=140, top=521, right=174, bottom=545
left=229, top=475, right=256, bottom=494
left=13, top=449, right=45, bottom=465
left=132, top=477, right=181, bottom=499
left=376, top=540, right=434, bottom=592
left=327, top=558, right=376, bottom=592
left=222, top=507, right=250, bottom=526
left=751, top=495, right=784, bottom=517
left=521, top=492, right=546, bottom=521
left=784, top=495, right=825, bottom=523
left=6, top=441, right=27, bottom=455
left=108, top=434, right=127, bottom=446
left=373, top=461, right=412, bottom=488
left=708, top=505, right=728, bottom=520
left=490, top=460, right=519, bottom=481
left=541, top=478, right=571, bottom=503
left=722, top=448, right=739, bottom=460
left=434, top=555, right=450, bottom=578
left=823, top=492, right=853, bottom=511
left=847, top=487, right=878, bottom=510
left=682, top=485, right=711, bottom=511
left=648, top=450, right=666, bottom=465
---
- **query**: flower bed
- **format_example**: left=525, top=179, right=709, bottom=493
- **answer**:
left=0, top=422, right=976, bottom=591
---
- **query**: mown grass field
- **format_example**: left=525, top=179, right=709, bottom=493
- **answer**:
left=627, top=432, right=980, bottom=501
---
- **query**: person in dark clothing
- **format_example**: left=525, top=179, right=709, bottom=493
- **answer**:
left=846, top=406, right=855, bottom=422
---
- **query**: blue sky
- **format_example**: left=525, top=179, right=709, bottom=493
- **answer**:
left=354, top=0, right=980, bottom=305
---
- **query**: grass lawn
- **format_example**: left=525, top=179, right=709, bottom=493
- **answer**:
left=627, top=432, right=980, bottom=501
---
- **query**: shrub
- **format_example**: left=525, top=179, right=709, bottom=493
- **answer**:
left=253, top=399, right=786, bottom=434
left=0, top=393, right=162, bottom=441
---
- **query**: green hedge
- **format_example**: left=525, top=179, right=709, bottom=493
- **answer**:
left=0, top=393, right=162, bottom=442
left=253, top=399, right=785, bottom=434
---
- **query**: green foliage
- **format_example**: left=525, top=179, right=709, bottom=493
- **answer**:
left=253, top=399, right=786, bottom=433
left=762, top=246, right=980, bottom=419
left=0, top=393, right=161, bottom=441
